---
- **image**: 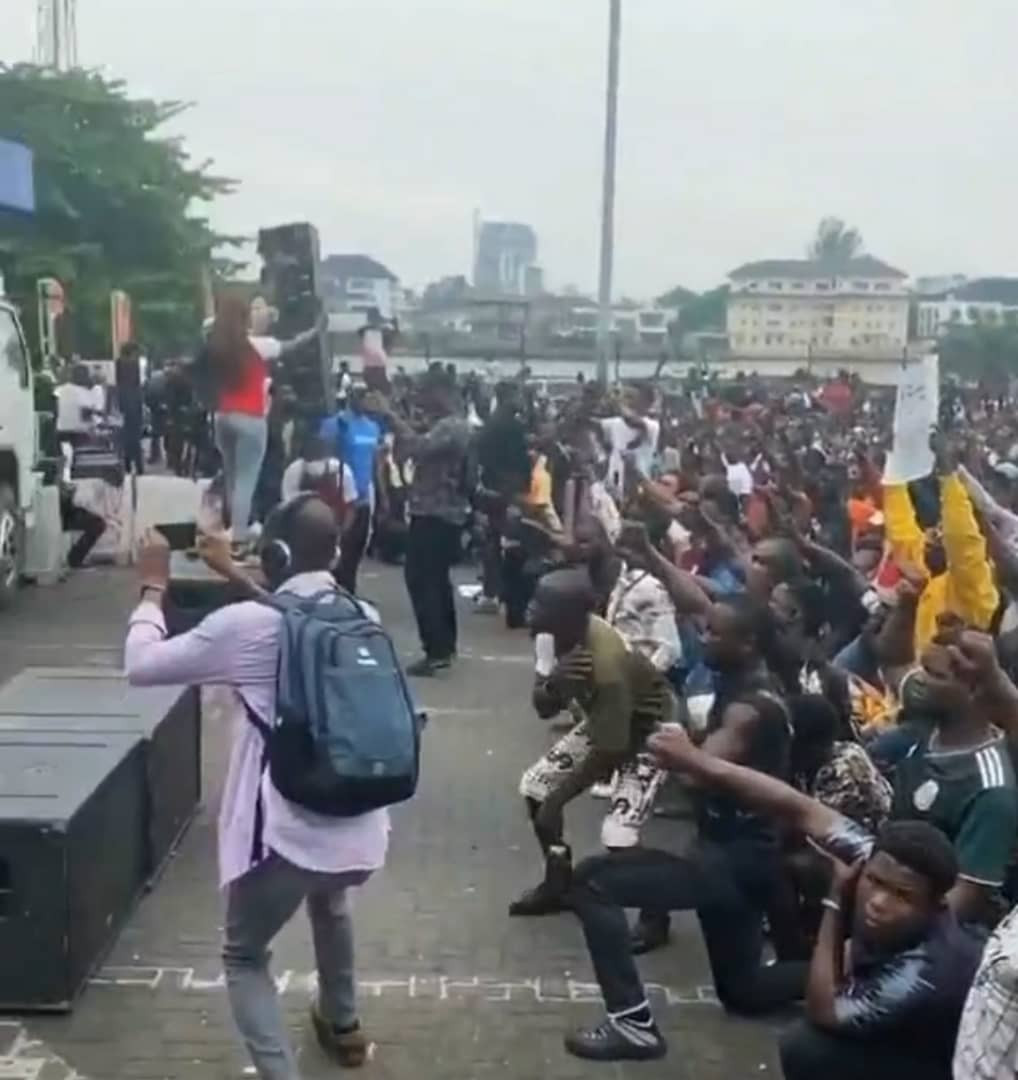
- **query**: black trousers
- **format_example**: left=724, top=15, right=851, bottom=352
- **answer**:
left=63, top=503, right=106, bottom=568
left=480, top=501, right=506, bottom=600
left=404, top=515, right=461, bottom=660
left=335, top=504, right=372, bottom=594
left=122, top=420, right=144, bottom=476
left=571, top=845, right=806, bottom=1015
left=779, top=1020, right=951, bottom=1080
left=501, top=545, right=532, bottom=629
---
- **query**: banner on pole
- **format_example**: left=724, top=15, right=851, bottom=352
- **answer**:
left=884, top=354, right=939, bottom=484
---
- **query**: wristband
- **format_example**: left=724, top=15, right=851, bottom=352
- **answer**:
left=140, top=584, right=166, bottom=600
left=821, top=897, right=842, bottom=914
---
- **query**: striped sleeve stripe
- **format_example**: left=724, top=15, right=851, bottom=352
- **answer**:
left=976, top=748, right=1006, bottom=789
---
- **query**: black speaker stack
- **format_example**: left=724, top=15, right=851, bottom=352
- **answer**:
left=257, top=222, right=333, bottom=423
left=0, top=668, right=201, bottom=1010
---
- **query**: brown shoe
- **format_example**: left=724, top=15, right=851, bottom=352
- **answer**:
left=310, top=1004, right=368, bottom=1068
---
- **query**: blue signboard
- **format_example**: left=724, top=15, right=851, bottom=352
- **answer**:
left=0, top=138, right=35, bottom=213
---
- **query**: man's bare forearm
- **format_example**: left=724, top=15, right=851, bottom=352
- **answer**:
left=659, top=743, right=840, bottom=839
left=805, top=905, right=844, bottom=1028
left=646, top=547, right=712, bottom=616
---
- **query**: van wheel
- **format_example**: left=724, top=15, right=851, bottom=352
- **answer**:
left=0, top=484, right=23, bottom=609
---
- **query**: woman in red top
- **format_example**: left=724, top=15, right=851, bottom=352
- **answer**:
left=207, top=293, right=322, bottom=544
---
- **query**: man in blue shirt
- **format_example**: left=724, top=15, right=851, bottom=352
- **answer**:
left=319, top=387, right=382, bottom=593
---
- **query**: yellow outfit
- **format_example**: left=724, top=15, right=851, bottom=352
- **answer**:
left=883, top=472, right=998, bottom=653
left=521, top=455, right=563, bottom=535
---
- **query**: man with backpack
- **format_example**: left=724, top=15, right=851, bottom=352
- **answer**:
left=124, top=496, right=420, bottom=1079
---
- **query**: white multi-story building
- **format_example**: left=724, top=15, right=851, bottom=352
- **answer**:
left=727, top=256, right=909, bottom=362
left=320, top=254, right=398, bottom=320
left=552, top=302, right=676, bottom=347
left=915, top=278, right=1018, bottom=339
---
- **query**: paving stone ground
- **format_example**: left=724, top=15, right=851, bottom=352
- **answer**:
left=0, top=563, right=783, bottom=1079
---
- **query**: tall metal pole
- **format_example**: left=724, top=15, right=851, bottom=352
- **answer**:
left=595, top=0, right=621, bottom=385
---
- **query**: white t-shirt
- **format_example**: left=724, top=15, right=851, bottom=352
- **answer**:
left=248, top=336, right=283, bottom=362
left=723, top=456, right=754, bottom=498
left=281, top=458, right=356, bottom=504
left=56, top=383, right=98, bottom=433
left=249, top=337, right=282, bottom=417
left=600, top=415, right=660, bottom=491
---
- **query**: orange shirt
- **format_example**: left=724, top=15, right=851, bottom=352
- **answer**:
left=847, top=496, right=878, bottom=539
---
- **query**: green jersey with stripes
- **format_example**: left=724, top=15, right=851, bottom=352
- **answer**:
left=892, top=732, right=1018, bottom=887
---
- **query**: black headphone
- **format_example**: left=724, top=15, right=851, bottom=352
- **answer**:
left=260, top=492, right=318, bottom=584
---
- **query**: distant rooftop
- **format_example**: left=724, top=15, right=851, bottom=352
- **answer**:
left=729, top=255, right=907, bottom=281
left=932, top=277, right=1018, bottom=305
left=321, top=254, right=398, bottom=281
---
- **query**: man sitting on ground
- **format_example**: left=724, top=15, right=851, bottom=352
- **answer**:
left=647, top=724, right=984, bottom=1080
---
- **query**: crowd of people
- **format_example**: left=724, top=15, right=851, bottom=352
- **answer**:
left=116, top=291, right=1018, bottom=1080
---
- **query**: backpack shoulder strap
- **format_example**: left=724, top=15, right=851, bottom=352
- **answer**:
left=255, top=588, right=335, bottom=615
left=239, top=694, right=272, bottom=741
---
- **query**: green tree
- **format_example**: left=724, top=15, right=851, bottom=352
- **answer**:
left=656, top=284, right=698, bottom=309
left=808, top=217, right=864, bottom=262
left=0, top=64, right=239, bottom=361
left=677, top=285, right=729, bottom=333
left=940, top=323, right=1018, bottom=387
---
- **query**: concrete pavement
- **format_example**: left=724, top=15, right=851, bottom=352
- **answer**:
left=0, top=564, right=782, bottom=1079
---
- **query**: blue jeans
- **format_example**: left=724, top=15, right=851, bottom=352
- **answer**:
left=215, top=411, right=268, bottom=542
left=222, top=853, right=368, bottom=1080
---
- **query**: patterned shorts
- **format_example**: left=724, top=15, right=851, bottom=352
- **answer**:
left=519, top=720, right=664, bottom=849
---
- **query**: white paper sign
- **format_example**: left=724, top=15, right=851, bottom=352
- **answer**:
left=883, top=354, right=939, bottom=484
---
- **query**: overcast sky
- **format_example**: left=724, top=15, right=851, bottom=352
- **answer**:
left=5, top=0, right=1018, bottom=297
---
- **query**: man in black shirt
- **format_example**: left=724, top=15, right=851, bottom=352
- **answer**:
left=564, top=593, right=798, bottom=1062
left=650, top=727, right=984, bottom=1080
left=475, top=380, right=531, bottom=618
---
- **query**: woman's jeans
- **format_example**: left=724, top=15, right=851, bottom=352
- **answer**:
left=215, top=412, right=268, bottom=542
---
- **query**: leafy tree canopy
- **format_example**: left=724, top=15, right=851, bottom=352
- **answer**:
left=808, top=216, right=864, bottom=263
left=940, top=323, right=1018, bottom=387
left=677, top=285, right=729, bottom=334
left=656, top=284, right=698, bottom=309
left=0, top=63, right=240, bottom=360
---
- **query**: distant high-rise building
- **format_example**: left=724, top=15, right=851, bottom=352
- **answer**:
left=473, top=219, right=540, bottom=296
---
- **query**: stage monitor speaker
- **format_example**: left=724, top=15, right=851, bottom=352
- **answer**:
left=258, top=221, right=333, bottom=418
left=164, top=550, right=258, bottom=635
left=0, top=669, right=201, bottom=883
left=0, top=733, right=147, bottom=1010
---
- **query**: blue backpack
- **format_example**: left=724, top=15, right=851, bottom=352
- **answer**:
left=244, top=588, right=421, bottom=817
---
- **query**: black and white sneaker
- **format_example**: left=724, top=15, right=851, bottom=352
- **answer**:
left=405, top=656, right=452, bottom=678
left=564, top=1015, right=666, bottom=1061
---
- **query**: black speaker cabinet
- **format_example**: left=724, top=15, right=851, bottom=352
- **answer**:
left=0, top=668, right=201, bottom=883
left=165, top=550, right=254, bottom=634
left=0, top=733, right=146, bottom=1010
left=258, top=221, right=332, bottom=417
